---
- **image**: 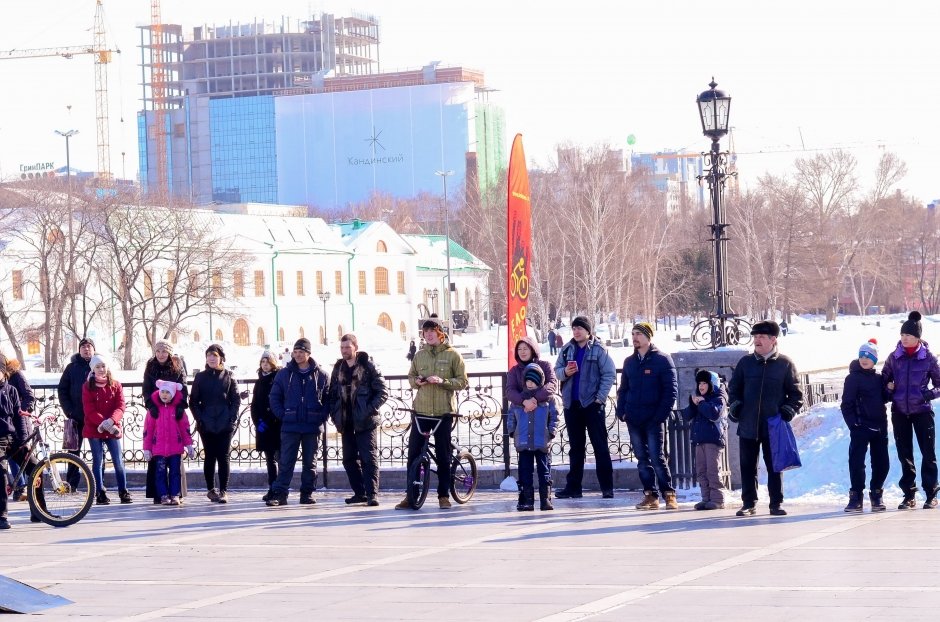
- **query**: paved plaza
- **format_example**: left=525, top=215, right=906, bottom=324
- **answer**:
left=3, top=489, right=939, bottom=621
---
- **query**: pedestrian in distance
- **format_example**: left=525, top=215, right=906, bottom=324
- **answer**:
left=251, top=350, right=281, bottom=503
left=190, top=344, right=241, bottom=504
left=728, top=320, right=803, bottom=517
left=143, top=380, right=194, bottom=506
left=840, top=339, right=890, bottom=513
left=553, top=315, right=617, bottom=500
left=57, top=337, right=95, bottom=489
left=547, top=327, right=558, bottom=356
left=82, top=354, right=132, bottom=505
left=680, top=369, right=729, bottom=510
left=616, top=321, right=679, bottom=510
left=406, top=339, right=417, bottom=362
left=142, top=340, right=189, bottom=505
left=882, top=311, right=940, bottom=509
left=329, top=334, right=388, bottom=507
left=267, top=338, right=330, bottom=507
left=507, top=362, right=560, bottom=511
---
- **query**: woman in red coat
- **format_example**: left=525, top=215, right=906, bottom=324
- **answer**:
left=82, top=354, right=131, bottom=505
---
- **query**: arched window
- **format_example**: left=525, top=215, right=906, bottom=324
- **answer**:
left=214, top=329, right=223, bottom=341
left=170, top=331, right=179, bottom=345
left=374, top=267, right=389, bottom=294
left=376, top=240, right=387, bottom=253
left=278, top=327, right=285, bottom=342
left=377, top=312, right=392, bottom=331
left=399, top=321, right=407, bottom=340
left=26, top=331, right=40, bottom=355
left=337, top=325, right=344, bottom=340
left=256, top=327, right=266, bottom=346
left=233, top=318, right=250, bottom=346
left=193, top=331, right=201, bottom=342
left=298, top=326, right=305, bottom=338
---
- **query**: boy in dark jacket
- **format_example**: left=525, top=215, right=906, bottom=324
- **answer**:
left=840, top=339, right=890, bottom=513
left=681, top=370, right=728, bottom=510
left=507, top=363, right=560, bottom=511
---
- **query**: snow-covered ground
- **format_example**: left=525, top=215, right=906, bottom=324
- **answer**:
left=22, top=311, right=937, bottom=506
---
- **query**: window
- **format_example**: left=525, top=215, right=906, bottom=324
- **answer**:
left=144, top=270, right=154, bottom=298
left=212, top=270, right=222, bottom=297
left=170, top=331, right=178, bottom=345
left=374, top=267, right=389, bottom=294
left=376, top=240, right=387, bottom=252
left=358, top=271, right=366, bottom=294
left=397, top=271, right=405, bottom=295
left=335, top=271, right=343, bottom=294
left=233, top=319, right=249, bottom=346
left=276, top=271, right=284, bottom=296
left=233, top=270, right=244, bottom=297
left=278, top=327, right=285, bottom=341
left=337, top=325, right=344, bottom=340
left=188, top=270, right=199, bottom=296
left=256, top=327, right=266, bottom=346
left=315, top=271, right=323, bottom=293
left=12, top=270, right=23, bottom=300
left=173, top=123, right=186, bottom=138
left=214, top=328, right=224, bottom=341
left=298, top=326, right=305, bottom=338
left=193, top=331, right=201, bottom=342
left=377, top=312, right=392, bottom=331
left=26, top=331, right=40, bottom=355
left=399, top=321, right=407, bottom=340
left=296, top=271, right=304, bottom=296
left=166, top=270, right=177, bottom=294
left=254, top=270, right=265, bottom=296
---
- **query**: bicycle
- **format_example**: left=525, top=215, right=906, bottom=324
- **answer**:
left=399, top=410, right=478, bottom=510
left=7, top=413, right=95, bottom=527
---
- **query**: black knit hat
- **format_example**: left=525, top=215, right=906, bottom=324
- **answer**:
left=750, top=320, right=780, bottom=338
left=205, top=343, right=226, bottom=361
left=571, top=316, right=593, bottom=335
left=293, top=338, right=312, bottom=354
left=78, top=337, right=95, bottom=349
left=523, top=363, right=545, bottom=387
left=901, top=311, right=922, bottom=339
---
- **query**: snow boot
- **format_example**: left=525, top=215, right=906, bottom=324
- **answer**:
left=518, top=488, right=535, bottom=512
left=664, top=491, right=679, bottom=510
left=843, top=490, right=863, bottom=513
left=869, top=489, right=886, bottom=512
left=539, top=484, right=553, bottom=511
left=516, top=485, right=526, bottom=511
left=898, top=494, right=917, bottom=510
left=635, top=491, right=659, bottom=510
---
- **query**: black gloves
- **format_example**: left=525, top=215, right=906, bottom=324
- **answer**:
left=923, top=389, right=935, bottom=403
left=780, top=404, right=798, bottom=422
left=727, top=400, right=741, bottom=423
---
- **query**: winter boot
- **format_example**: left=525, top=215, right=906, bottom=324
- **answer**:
left=519, top=488, right=535, bottom=511
left=539, top=484, right=554, bottom=511
left=635, top=491, right=659, bottom=510
left=516, top=485, right=526, bottom=511
left=869, top=489, right=886, bottom=512
left=664, top=491, right=679, bottom=510
left=898, top=494, right=917, bottom=510
left=844, top=490, right=863, bottom=513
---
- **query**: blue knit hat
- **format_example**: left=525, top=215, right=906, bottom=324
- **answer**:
left=523, top=363, right=545, bottom=387
left=858, top=339, right=878, bottom=364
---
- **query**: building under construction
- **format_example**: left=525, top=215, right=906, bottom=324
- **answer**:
left=137, top=12, right=503, bottom=210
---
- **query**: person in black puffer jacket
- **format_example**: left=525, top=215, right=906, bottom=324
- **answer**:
left=840, top=339, right=890, bottom=513
left=142, top=340, right=190, bottom=504
left=250, top=350, right=281, bottom=502
left=190, top=344, right=240, bottom=504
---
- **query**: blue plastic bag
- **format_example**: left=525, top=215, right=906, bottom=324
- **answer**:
left=768, top=413, right=801, bottom=473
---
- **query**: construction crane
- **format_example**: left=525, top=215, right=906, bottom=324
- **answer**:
left=0, top=1, right=118, bottom=181
left=149, top=0, right=168, bottom=197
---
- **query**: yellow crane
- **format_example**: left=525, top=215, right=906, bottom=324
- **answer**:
left=0, top=0, right=119, bottom=180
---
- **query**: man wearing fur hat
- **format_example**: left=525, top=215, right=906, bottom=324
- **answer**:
left=329, top=333, right=389, bottom=507
left=728, top=320, right=803, bottom=517
left=553, top=315, right=617, bottom=499
left=57, top=337, right=96, bottom=488
left=882, top=311, right=940, bottom=509
left=615, top=321, right=679, bottom=510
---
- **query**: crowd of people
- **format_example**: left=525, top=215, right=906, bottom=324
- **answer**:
left=1, top=310, right=939, bottom=530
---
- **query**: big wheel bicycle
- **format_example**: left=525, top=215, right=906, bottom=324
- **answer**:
left=400, top=410, right=478, bottom=510
left=5, top=414, right=95, bottom=527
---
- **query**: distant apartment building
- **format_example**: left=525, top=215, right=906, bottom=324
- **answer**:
left=630, top=150, right=705, bottom=214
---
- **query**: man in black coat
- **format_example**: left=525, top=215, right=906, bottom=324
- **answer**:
left=329, top=334, right=388, bottom=506
left=57, top=337, right=95, bottom=488
left=728, top=321, right=803, bottom=517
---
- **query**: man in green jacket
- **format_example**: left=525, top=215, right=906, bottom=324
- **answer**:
left=396, top=318, right=469, bottom=510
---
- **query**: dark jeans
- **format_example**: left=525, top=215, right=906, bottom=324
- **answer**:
left=89, top=437, right=127, bottom=494
left=273, top=431, right=319, bottom=496
left=154, top=454, right=182, bottom=498
left=342, top=427, right=379, bottom=497
left=407, top=415, right=453, bottom=498
left=563, top=401, right=613, bottom=493
left=627, top=419, right=674, bottom=496
left=892, top=411, right=938, bottom=497
left=518, top=450, right=551, bottom=490
left=848, top=428, right=889, bottom=492
left=263, top=450, right=279, bottom=488
left=199, top=430, right=233, bottom=492
left=740, top=434, right=783, bottom=507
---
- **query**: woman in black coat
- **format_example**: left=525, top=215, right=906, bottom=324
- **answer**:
left=250, top=350, right=281, bottom=502
left=142, top=340, right=189, bottom=504
left=190, top=344, right=240, bottom=503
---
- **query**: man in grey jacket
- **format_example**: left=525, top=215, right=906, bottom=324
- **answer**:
left=554, top=316, right=617, bottom=498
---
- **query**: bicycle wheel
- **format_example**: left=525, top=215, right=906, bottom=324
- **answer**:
left=405, top=456, right=431, bottom=510
left=27, top=452, right=95, bottom=527
left=450, top=450, right=478, bottom=504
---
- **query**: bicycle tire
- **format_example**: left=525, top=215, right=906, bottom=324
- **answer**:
left=405, top=456, right=431, bottom=510
left=27, top=452, right=95, bottom=527
left=450, top=450, right=478, bottom=504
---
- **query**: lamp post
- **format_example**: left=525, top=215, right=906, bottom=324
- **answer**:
left=318, top=290, right=331, bottom=345
left=427, top=288, right=439, bottom=316
left=693, top=79, right=746, bottom=349
left=55, top=129, right=79, bottom=349
left=435, top=170, right=454, bottom=331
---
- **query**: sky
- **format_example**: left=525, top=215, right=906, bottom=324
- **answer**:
left=1, top=0, right=938, bottom=203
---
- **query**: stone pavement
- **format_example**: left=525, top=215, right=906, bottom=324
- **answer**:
left=3, top=489, right=940, bottom=621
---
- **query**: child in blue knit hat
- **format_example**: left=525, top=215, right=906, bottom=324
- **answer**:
left=507, top=363, right=560, bottom=511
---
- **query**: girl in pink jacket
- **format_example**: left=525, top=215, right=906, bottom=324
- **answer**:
left=143, top=380, right=194, bottom=506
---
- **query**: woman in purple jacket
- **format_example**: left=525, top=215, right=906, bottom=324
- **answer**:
left=882, top=312, right=940, bottom=510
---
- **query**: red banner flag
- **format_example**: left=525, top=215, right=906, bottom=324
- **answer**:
left=507, top=134, right=531, bottom=369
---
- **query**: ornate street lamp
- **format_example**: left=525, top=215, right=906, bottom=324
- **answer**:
left=692, top=79, right=751, bottom=349
left=427, top=288, right=439, bottom=315
left=318, top=290, right=331, bottom=345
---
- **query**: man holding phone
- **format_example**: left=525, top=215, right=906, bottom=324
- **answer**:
left=554, top=316, right=617, bottom=499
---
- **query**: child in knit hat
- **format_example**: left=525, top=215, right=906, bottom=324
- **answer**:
left=840, top=339, right=889, bottom=513
left=144, top=380, right=195, bottom=506
left=507, top=362, right=560, bottom=511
